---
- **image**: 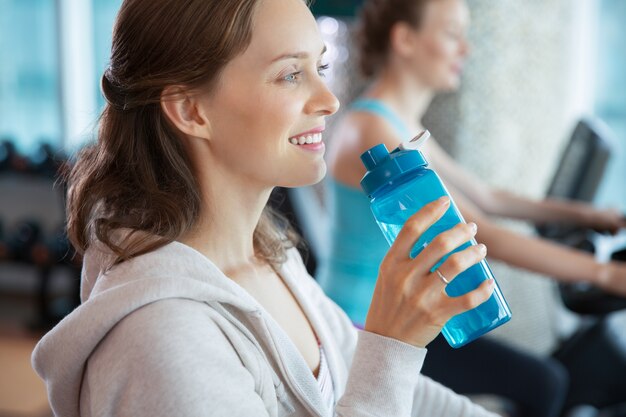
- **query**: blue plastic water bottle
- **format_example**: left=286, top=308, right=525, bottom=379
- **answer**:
left=360, top=131, right=511, bottom=348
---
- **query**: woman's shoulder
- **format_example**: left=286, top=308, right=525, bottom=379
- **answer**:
left=328, top=111, right=397, bottom=186
left=85, top=297, right=259, bottom=391
left=92, top=298, right=229, bottom=361
left=333, top=110, right=397, bottom=148
left=82, top=297, right=273, bottom=416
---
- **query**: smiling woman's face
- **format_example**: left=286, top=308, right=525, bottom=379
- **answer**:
left=197, top=0, right=340, bottom=189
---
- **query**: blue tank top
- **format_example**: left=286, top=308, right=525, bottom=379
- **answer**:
left=351, top=99, right=412, bottom=140
left=316, top=99, right=411, bottom=325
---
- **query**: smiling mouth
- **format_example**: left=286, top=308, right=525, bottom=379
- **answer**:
left=288, top=132, right=323, bottom=145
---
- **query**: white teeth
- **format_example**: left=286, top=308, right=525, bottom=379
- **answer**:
left=289, top=132, right=323, bottom=145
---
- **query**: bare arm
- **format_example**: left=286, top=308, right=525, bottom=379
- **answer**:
left=424, top=139, right=626, bottom=232
left=449, top=184, right=626, bottom=296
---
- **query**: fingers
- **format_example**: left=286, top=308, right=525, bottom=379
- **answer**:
left=600, top=209, right=625, bottom=234
left=443, top=277, right=495, bottom=318
left=428, top=243, right=487, bottom=290
left=386, top=197, right=450, bottom=263
left=411, top=221, right=478, bottom=276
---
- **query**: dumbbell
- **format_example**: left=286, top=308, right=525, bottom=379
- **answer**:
left=8, top=220, right=43, bottom=263
left=0, top=139, right=28, bottom=173
left=29, top=143, right=67, bottom=179
left=0, top=219, right=10, bottom=260
left=0, top=140, right=15, bottom=172
left=30, top=225, right=71, bottom=266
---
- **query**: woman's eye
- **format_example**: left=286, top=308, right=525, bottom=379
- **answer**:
left=318, top=63, right=330, bottom=77
left=283, top=71, right=302, bottom=83
left=281, top=64, right=330, bottom=84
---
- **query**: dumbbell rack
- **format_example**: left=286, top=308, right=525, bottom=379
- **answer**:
left=0, top=140, right=81, bottom=330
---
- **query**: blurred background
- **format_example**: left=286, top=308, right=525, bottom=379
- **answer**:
left=0, top=0, right=625, bottom=416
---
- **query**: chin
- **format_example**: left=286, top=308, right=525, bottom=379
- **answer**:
left=282, top=163, right=327, bottom=188
left=305, top=163, right=327, bottom=186
left=437, top=77, right=461, bottom=93
left=449, top=73, right=463, bottom=89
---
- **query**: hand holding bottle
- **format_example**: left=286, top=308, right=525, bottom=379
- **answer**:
left=365, top=197, right=495, bottom=349
left=361, top=132, right=511, bottom=347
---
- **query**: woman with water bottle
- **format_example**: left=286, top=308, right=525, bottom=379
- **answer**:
left=31, top=0, right=499, bottom=415
left=317, top=0, right=624, bottom=415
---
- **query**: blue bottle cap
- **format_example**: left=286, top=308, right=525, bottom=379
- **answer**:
left=360, top=144, right=429, bottom=198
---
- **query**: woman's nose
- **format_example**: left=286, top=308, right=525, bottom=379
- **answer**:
left=306, top=77, right=340, bottom=116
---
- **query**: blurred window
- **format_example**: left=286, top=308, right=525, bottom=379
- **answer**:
left=92, top=0, right=123, bottom=110
left=595, top=0, right=626, bottom=209
left=0, top=0, right=61, bottom=153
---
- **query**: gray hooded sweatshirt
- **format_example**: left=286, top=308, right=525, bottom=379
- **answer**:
left=32, top=241, right=497, bottom=417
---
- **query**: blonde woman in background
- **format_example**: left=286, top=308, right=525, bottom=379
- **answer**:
left=317, top=0, right=626, bottom=416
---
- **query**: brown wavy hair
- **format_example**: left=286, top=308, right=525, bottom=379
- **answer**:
left=357, top=0, right=433, bottom=77
left=67, top=0, right=300, bottom=268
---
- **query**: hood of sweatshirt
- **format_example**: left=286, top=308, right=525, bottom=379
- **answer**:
left=32, top=241, right=324, bottom=417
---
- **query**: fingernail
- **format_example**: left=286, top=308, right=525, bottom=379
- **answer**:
left=478, top=243, right=487, bottom=254
left=469, top=222, right=477, bottom=233
left=439, top=196, right=450, bottom=205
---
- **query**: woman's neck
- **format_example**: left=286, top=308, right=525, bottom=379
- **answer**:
left=364, top=66, right=434, bottom=130
left=182, top=195, right=268, bottom=269
left=179, top=147, right=272, bottom=273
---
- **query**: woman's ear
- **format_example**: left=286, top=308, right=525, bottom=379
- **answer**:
left=389, top=22, right=418, bottom=58
left=160, top=86, right=211, bottom=139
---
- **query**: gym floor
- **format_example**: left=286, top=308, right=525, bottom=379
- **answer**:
left=0, top=295, right=51, bottom=417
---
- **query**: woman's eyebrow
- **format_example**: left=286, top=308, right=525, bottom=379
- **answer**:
left=270, top=44, right=327, bottom=63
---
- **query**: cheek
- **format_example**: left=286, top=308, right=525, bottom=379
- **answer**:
left=216, top=88, right=298, bottom=145
left=206, top=83, right=325, bottom=186
left=412, top=39, right=461, bottom=89
left=244, top=89, right=302, bottom=134
left=423, top=37, right=456, bottom=64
